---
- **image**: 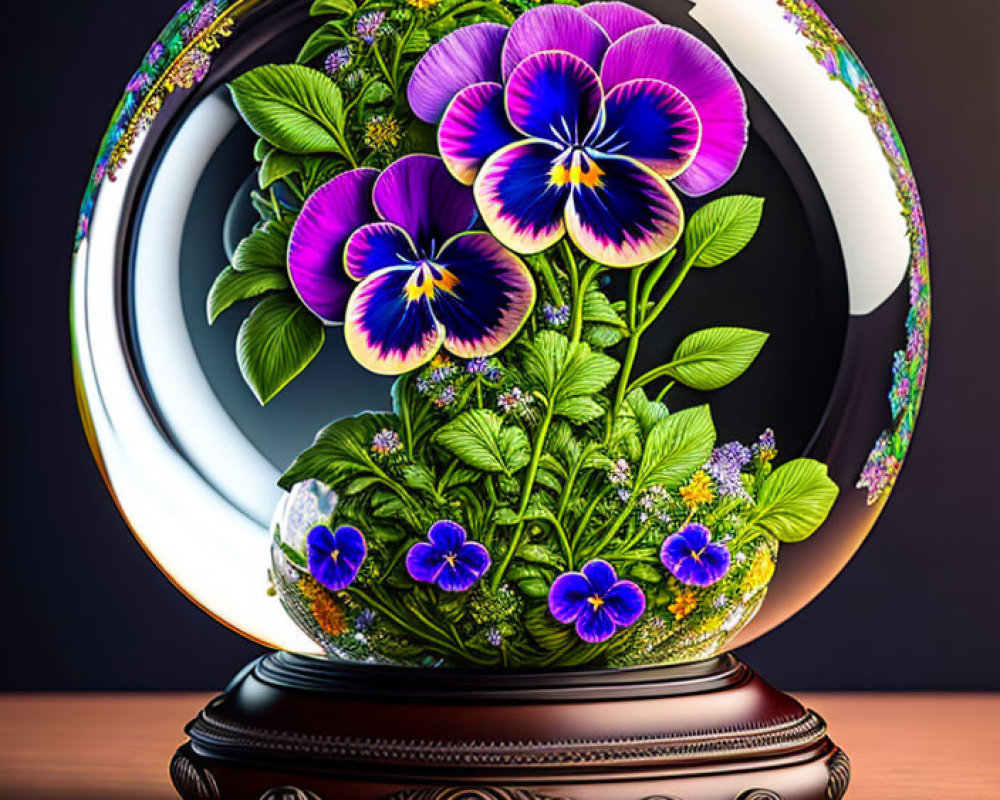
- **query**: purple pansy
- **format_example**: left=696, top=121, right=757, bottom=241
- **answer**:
left=548, top=559, right=645, bottom=643
left=406, top=520, right=491, bottom=591
left=287, top=154, right=535, bottom=375
left=306, top=524, right=367, bottom=591
left=407, top=1, right=748, bottom=267
left=660, top=523, right=730, bottom=587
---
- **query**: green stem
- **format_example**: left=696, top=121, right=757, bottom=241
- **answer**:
left=571, top=263, right=602, bottom=343
left=655, top=380, right=676, bottom=403
left=533, top=255, right=565, bottom=306
left=590, top=497, right=636, bottom=557
left=490, top=403, right=555, bottom=589
left=627, top=264, right=645, bottom=332
left=571, top=485, right=612, bottom=550
left=638, top=254, right=696, bottom=335
left=638, top=250, right=676, bottom=319
left=391, top=16, right=418, bottom=85
left=371, top=42, right=395, bottom=90
left=351, top=588, right=471, bottom=661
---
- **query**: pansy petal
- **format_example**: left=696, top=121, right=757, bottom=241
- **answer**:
left=576, top=606, right=617, bottom=643
left=427, top=519, right=467, bottom=552
left=601, top=26, right=748, bottom=195
left=288, top=168, right=378, bottom=322
left=602, top=580, right=646, bottom=627
left=407, top=541, right=445, bottom=584
left=438, top=541, right=491, bottom=591
left=439, top=82, right=519, bottom=185
left=581, top=559, right=618, bottom=594
left=680, top=523, right=711, bottom=551
left=601, top=79, right=701, bottom=178
left=474, top=139, right=568, bottom=254
left=373, top=154, right=477, bottom=250
left=344, top=267, right=444, bottom=375
left=501, top=4, right=610, bottom=79
left=344, top=222, right=418, bottom=280
left=565, top=153, right=683, bottom=267
left=332, top=525, right=367, bottom=570
left=548, top=571, right=591, bottom=624
left=699, top=543, right=732, bottom=586
left=433, top=233, right=535, bottom=358
left=581, top=1, right=658, bottom=41
left=407, top=22, right=508, bottom=123
left=505, top=51, right=603, bottom=142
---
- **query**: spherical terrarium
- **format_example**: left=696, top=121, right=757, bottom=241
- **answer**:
left=71, top=0, right=927, bottom=796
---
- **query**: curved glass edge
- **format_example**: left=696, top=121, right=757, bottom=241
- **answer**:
left=773, top=0, right=930, bottom=506
left=73, top=0, right=264, bottom=251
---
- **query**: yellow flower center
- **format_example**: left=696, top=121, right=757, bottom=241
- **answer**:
left=549, top=149, right=605, bottom=189
left=405, top=261, right=459, bottom=302
left=587, top=594, right=605, bottom=610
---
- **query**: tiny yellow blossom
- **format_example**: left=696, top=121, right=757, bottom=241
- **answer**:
left=363, top=114, right=402, bottom=151
left=680, top=470, right=715, bottom=509
left=668, top=589, right=698, bottom=621
left=407, top=0, right=442, bottom=9
left=743, top=550, right=775, bottom=592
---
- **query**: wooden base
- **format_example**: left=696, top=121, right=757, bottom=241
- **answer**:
left=171, top=652, right=849, bottom=800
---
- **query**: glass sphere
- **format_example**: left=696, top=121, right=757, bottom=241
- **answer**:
left=72, top=0, right=928, bottom=666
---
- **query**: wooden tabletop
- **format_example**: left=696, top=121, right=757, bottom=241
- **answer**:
left=0, top=693, right=997, bottom=798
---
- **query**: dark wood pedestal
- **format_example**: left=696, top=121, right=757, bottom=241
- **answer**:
left=171, top=652, right=849, bottom=800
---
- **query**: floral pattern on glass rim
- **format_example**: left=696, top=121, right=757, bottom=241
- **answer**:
left=408, top=2, right=748, bottom=266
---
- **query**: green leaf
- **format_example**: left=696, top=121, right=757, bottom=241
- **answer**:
left=582, top=283, right=626, bottom=326
left=553, top=395, right=605, bottom=425
left=517, top=578, right=551, bottom=599
left=280, top=543, right=308, bottom=570
left=401, top=464, right=437, bottom=496
left=627, top=562, right=663, bottom=584
left=522, top=331, right=618, bottom=406
left=434, top=410, right=530, bottom=474
left=254, top=138, right=273, bottom=161
left=309, top=0, right=357, bottom=18
left=343, top=475, right=380, bottom=496
left=637, top=405, right=716, bottom=490
left=665, top=327, right=769, bottom=391
left=625, top=388, right=670, bottom=436
left=232, top=221, right=290, bottom=272
left=684, top=195, right=764, bottom=268
left=357, top=80, right=392, bottom=118
left=229, top=64, right=346, bottom=155
left=280, top=411, right=397, bottom=490
left=237, top=295, right=325, bottom=404
left=402, top=28, right=432, bottom=55
left=207, top=266, right=289, bottom=323
left=259, top=150, right=303, bottom=188
left=517, top=544, right=563, bottom=567
left=752, top=459, right=839, bottom=543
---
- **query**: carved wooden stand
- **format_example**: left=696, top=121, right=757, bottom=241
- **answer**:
left=171, top=652, right=849, bottom=800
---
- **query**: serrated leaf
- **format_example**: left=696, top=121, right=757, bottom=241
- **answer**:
left=280, top=411, right=397, bottom=490
left=752, top=459, right=839, bottom=543
left=232, top=221, right=289, bottom=271
left=358, top=80, right=392, bottom=118
left=637, top=405, right=716, bottom=490
left=625, top=388, right=670, bottom=436
left=583, top=283, right=626, bottom=326
left=402, top=28, right=432, bottom=54
left=665, top=327, right=769, bottom=391
left=309, top=0, right=357, bottom=18
left=237, top=295, right=324, bottom=404
left=434, top=410, right=530, bottom=474
left=684, top=195, right=764, bottom=268
left=207, top=266, right=289, bottom=323
left=259, top=150, right=303, bottom=188
left=553, top=395, right=605, bottom=424
left=522, top=330, right=618, bottom=404
left=229, top=64, right=346, bottom=155
left=584, top=324, right=625, bottom=348
left=493, top=507, right=520, bottom=526
left=401, top=464, right=437, bottom=495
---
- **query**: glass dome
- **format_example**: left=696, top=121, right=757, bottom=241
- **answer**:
left=71, top=0, right=928, bottom=666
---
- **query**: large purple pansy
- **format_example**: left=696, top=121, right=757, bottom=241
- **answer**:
left=306, top=524, right=367, bottom=591
left=408, top=1, right=747, bottom=267
left=406, top=520, right=491, bottom=592
left=548, top=559, right=645, bottom=643
left=660, top=522, right=731, bottom=587
left=287, top=154, right=535, bottom=375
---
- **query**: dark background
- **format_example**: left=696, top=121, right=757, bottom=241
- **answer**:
left=1, top=0, right=997, bottom=691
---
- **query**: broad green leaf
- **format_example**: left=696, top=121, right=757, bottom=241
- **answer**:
left=434, top=410, right=530, bottom=474
left=343, top=475, right=381, bottom=496
left=229, top=64, right=346, bottom=155
left=254, top=138, right=273, bottom=161
left=665, top=327, right=769, bottom=391
left=752, top=459, right=839, bottom=543
left=232, top=221, right=290, bottom=271
left=402, top=28, right=432, bottom=55
left=280, top=411, right=397, bottom=490
left=627, top=563, right=663, bottom=584
left=391, top=374, right=437, bottom=450
left=309, top=0, right=357, bottom=18
left=517, top=578, right=550, bottom=599
left=517, top=543, right=563, bottom=567
left=297, top=20, right=350, bottom=63
left=684, top=195, right=764, bottom=268
left=259, top=150, right=303, bottom=188
left=583, top=324, right=625, bottom=348
left=553, top=395, right=604, bottom=424
left=522, top=331, right=618, bottom=405
left=401, top=464, right=437, bottom=496
left=583, top=283, right=626, bottom=326
left=637, top=405, right=715, bottom=490
left=280, top=543, right=308, bottom=570
left=237, top=295, right=324, bottom=404
left=207, top=266, right=289, bottom=323
left=625, top=388, right=670, bottom=436
left=358, top=80, right=392, bottom=118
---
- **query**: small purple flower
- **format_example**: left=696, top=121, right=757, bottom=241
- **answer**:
left=407, top=520, right=491, bottom=591
left=617, top=487, right=631, bottom=503
left=371, top=428, right=402, bottom=456
left=706, top=441, right=751, bottom=499
left=307, top=525, right=367, bottom=591
left=356, top=10, right=386, bottom=44
left=355, top=608, right=376, bottom=631
left=325, top=46, right=353, bottom=76
left=549, top=560, right=645, bottom=643
left=753, top=428, right=777, bottom=462
left=542, top=303, right=570, bottom=327
left=608, top=458, right=630, bottom=485
left=486, top=627, right=503, bottom=647
left=433, top=385, right=457, bottom=407
left=660, top=523, right=730, bottom=587
left=497, top=386, right=531, bottom=413
left=466, top=356, right=490, bottom=374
